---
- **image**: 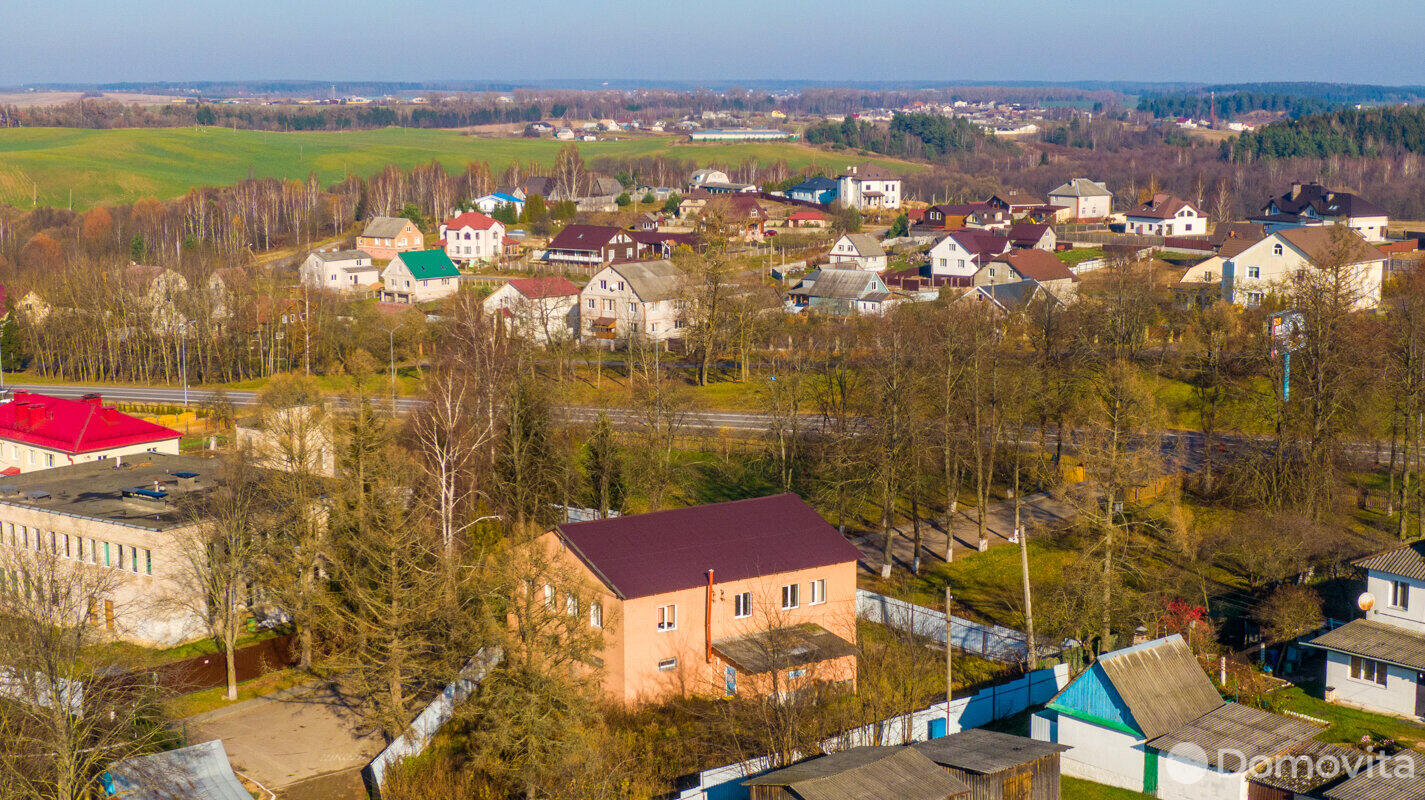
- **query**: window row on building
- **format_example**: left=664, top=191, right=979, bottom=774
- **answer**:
left=1, top=521, right=152, bottom=575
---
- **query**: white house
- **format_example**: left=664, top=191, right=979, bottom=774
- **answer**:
left=827, top=233, right=887, bottom=272
left=298, top=249, right=379, bottom=294
left=1307, top=541, right=1425, bottom=720
left=579, top=260, right=686, bottom=343
left=472, top=192, right=525, bottom=217
left=1124, top=194, right=1205, bottom=236
left=1221, top=226, right=1386, bottom=310
left=381, top=250, right=462, bottom=304
left=1047, top=178, right=1113, bottom=221
left=688, top=168, right=731, bottom=191
left=836, top=163, right=901, bottom=210
left=439, top=211, right=505, bottom=265
left=482, top=276, right=581, bottom=344
left=1033, top=634, right=1319, bottom=800
left=927, top=230, right=1012, bottom=284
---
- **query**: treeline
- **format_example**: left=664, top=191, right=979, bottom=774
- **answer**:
left=1230, top=105, right=1425, bottom=161
left=1138, top=91, right=1335, bottom=120
left=4, top=99, right=559, bottom=132
left=803, top=112, right=990, bottom=159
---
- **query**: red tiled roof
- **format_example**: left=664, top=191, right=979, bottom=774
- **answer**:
left=556, top=494, right=861, bottom=599
left=441, top=211, right=500, bottom=231
left=0, top=392, right=181, bottom=455
left=507, top=276, right=580, bottom=299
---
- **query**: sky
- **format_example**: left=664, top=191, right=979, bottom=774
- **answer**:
left=3, top=0, right=1423, bottom=87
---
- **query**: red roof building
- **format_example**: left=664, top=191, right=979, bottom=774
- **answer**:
left=538, top=494, right=861, bottom=704
left=505, top=276, right=581, bottom=300
left=0, top=392, right=181, bottom=472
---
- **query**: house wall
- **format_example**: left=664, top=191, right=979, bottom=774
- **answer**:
left=441, top=222, right=505, bottom=264
left=1323, top=650, right=1417, bottom=717
left=1222, top=237, right=1383, bottom=310
left=1154, top=750, right=1247, bottom=800
left=381, top=261, right=459, bottom=304
left=1349, top=215, right=1388, bottom=242
left=1051, top=195, right=1110, bottom=220
left=1365, top=571, right=1425, bottom=633
left=929, top=238, right=982, bottom=279
left=1049, top=713, right=1147, bottom=793
left=482, top=285, right=579, bottom=344
left=0, top=509, right=206, bottom=646
left=357, top=220, right=422, bottom=261
left=0, top=439, right=180, bottom=474
left=579, top=266, right=683, bottom=342
left=299, top=256, right=379, bottom=293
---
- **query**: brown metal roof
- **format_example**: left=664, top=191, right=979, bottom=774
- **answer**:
left=1146, top=703, right=1319, bottom=770
left=911, top=728, right=1069, bottom=774
left=1095, top=635, right=1224, bottom=740
left=1353, top=542, right=1425, bottom=581
left=743, top=747, right=970, bottom=800
left=1306, top=618, right=1425, bottom=671
left=713, top=623, right=858, bottom=675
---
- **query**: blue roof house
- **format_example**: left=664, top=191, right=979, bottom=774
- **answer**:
left=787, top=176, right=838, bottom=206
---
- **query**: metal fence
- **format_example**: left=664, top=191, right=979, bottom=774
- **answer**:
left=857, top=589, right=1069, bottom=664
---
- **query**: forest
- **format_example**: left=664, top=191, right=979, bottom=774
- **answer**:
left=1229, top=104, right=1425, bottom=161
left=803, top=112, right=993, bottom=160
left=1138, top=90, right=1336, bottom=120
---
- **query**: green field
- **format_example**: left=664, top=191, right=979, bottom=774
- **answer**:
left=0, top=126, right=920, bottom=210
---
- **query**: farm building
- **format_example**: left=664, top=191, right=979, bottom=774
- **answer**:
left=744, top=746, right=970, bottom=800
left=912, top=728, right=1069, bottom=800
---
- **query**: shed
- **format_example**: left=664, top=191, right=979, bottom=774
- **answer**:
left=104, top=740, right=250, bottom=800
left=744, top=746, right=970, bottom=800
left=913, top=728, right=1069, bottom=800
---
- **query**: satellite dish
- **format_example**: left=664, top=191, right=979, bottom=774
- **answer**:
left=1358, top=592, right=1376, bottom=612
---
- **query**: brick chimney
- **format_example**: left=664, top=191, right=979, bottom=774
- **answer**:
left=1290, top=182, right=1303, bottom=200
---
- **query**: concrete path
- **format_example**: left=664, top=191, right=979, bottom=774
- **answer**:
left=849, top=490, right=1076, bottom=574
left=179, top=681, right=382, bottom=799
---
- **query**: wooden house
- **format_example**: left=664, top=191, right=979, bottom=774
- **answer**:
left=912, top=729, right=1069, bottom=800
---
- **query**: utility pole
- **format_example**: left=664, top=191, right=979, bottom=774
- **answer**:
left=1015, top=462, right=1038, bottom=669
left=945, top=589, right=954, bottom=707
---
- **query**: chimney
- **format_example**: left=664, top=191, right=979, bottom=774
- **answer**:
left=1290, top=182, right=1302, bottom=200
left=705, top=569, right=715, bottom=664
left=79, top=393, right=102, bottom=406
left=1132, top=625, right=1150, bottom=645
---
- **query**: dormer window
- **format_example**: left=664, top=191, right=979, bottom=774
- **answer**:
left=1272, top=243, right=1283, bottom=256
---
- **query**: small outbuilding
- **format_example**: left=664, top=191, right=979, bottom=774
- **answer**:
left=913, top=728, right=1069, bottom=800
left=744, top=746, right=971, bottom=800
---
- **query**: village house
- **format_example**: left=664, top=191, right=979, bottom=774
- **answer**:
left=1173, top=255, right=1226, bottom=309
left=960, top=280, right=1057, bottom=316
left=1032, top=635, right=1320, bottom=800
left=543, top=224, right=637, bottom=273
left=788, top=267, right=899, bottom=316
left=1221, top=226, right=1386, bottom=310
left=121, top=264, right=188, bottom=333
left=579, top=259, right=685, bottom=343
left=1252, top=181, right=1389, bottom=242
left=482, top=276, right=581, bottom=344
left=0, top=392, right=179, bottom=474
left=356, top=216, right=423, bottom=261
left=1306, top=540, right=1425, bottom=721
left=927, top=230, right=1013, bottom=285
left=985, top=192, right=1047, bottom=218
left=537, top=494, right=861, bottom=705
left=687, top=168, right=732, bottom=191
left=745, top=747, right=971, bottom=800
left=438, top=211, right=505, bottom=265
left=786, top=176, right=838, bottom=205
left=0, top=454, right=244, bottom=646
left=837, top=163, right=902, bottom=211
left=1124, top=194, right=1206, bottom=237
left=381, top=249, right=462, bottom=304
left=628, top=230, right=701, bottom=260
left=1047, top=178, right=1113, bottom=221
left=1007, top=221, right=1057, bottom=251
left=298, top=249, right=379, bottom=295
left=827, top=233, right=888, bottom=271
left=472, top=191, right=525, bottom=217
left=975, top=249, right=1079, bottom=301
left=922, top=203, right=992, bottom=231
left=786, top=209, right=829, bottom=229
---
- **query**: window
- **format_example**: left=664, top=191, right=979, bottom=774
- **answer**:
left=599, top=280, right=607, bottom=290
left=590, top=602, right=602, bottom=629
left=787, top=668, right=807, bottom=680
left=587, top=298, right=595, bottom=309
left=45, top=454, right=53, bottom=468
left=64, top=534, right=71, bottom=559
left=543, top=584, right=555, bottom=609
left=1246, top=291, right=1264, bottom=307
left=143, top=549, right=151, bottom=575
left=566, top=595, right=578, bottom=616
left=781, top=584, right=799, bottom=610
left=89, top=538, right=98, bottom=564
left=104, top=541, right=111, bottom=567
left=75, top=537, right=83, bottom=561
left=1272, top=243, right=1283, bottom=256
left=658, top=657, right=678, bottom=672
left=1350, top=655, right=1389, bottom=686
left=27, top=450, right=34, bottom=466
left=657, top=604, right=677, bottom=631
left=617, top=281, right=625, bottom=291
left=734, top=591, right=752, bottom=618
left=1247, top=266, right=1261, bottom=279
left=1392, top=580, right=1411, bottom=610
left=116, top=545, right=125, bottom=570
left=810, top=579, right=826, bottom=605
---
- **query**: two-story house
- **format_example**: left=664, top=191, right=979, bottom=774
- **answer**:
left=787, top=268, right=900, bottom=316
left=537, top=493, right=861, bottom=705
left=579, top=259, right=685, bottom=342
left=974, top=249, right=1079, bottom=302
left=1307, top=541, right=1425, bottom=719
left=1221, top=226, right=1386, bottom=310
left=1047, top=178, right=1113, bottom=221
left=439, top=211, right=505, bottom=265
left=927, top=230, right=1013, bottom=285
left=298, top=249, right=380, bottom=294
left=544, top=224, right=637, bottom=274
left=381, top=249, right=462, bottom=304
left=356, top=217, right=423, bottom=261
left=786, top=176, right=838, bottom=205
left=1124, top=194, right=1206, bottom=236
left=482, top=276, right=581, bottom=344
left=985, top=192, right=1046, bottom=218
left=1252, top=182, right=1390, bottom=242
left=827, top=233, right=887, bottom=272
left=836, top=163, right=901, bottom=211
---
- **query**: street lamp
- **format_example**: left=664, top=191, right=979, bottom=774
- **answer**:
left=177, top=322, right=189, bottom=407
left=388, top=322, right=406, bottom=409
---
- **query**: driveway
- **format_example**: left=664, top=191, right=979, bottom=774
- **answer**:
left=178, top=681, right=383, bottom=799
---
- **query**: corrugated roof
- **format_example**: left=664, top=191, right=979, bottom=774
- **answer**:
left=744, top=747, right=970, bottom=800
left=1128, top=194, right=1199, bottom=220
left=842, top=233, right=885, bottom=258
left=1252, top=740, right=1362, bottom=793
left=1276, top=227, right=1386, bottom=265
left=911, top=728, right=1069, bottom=774
left=107, top=740, right=251, bottom=800
left=361, top=216, right=415, bottom=238
left=995, top=249, right=1076, bottom=282
left=308, top=249, right=371, bottom=263
left=1048, top=178, right=1112, bottom=198
left=1306, top=618, right=1425, bottom=671
left=1354, top=542, right=1425, bottom=581
left=556, top=493, right=861, bottom=600
left=1094, top=635, right=1224, bottom=740
left=713, top=623, right=858, bottom=675
left=611, top=259, right=684, bottom=302
left=547, top=224, right=623, bottom=252
left=1145, top=702, right=1319, bottom=769
left=0, top=392, right=180, bottom=455
left=1323, top=750, right=1425, bottom=800
left=392, top=250, right=460, bottom=280
left=442, top=211, right=500, bottom=231
left=507, top=276, right=580, bottom=300
left=798, top=268, right=883, bottom=301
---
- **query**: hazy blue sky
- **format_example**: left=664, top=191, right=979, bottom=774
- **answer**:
left=3, top=0, right=1422, bottom=86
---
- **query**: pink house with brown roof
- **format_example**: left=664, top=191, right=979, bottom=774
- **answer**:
left=537, top=494, right=861, bottom=705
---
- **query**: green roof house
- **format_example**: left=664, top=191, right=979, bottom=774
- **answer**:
left=382, top=249, right=461, bottom=304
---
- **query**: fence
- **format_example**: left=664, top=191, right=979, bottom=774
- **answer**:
left=115, top=633, right=296, bottom=696
left=857, top=589, right=1066, bottom=664
left=363, top=648, right=500, bottom=797
left=669, top=663, right=1070, bottom=800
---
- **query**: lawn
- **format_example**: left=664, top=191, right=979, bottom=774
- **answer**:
left=1054, top=248, right=1105, bottom=267
left=1063, top=777, right=1154, bottom=800
left=0, top=126, right=922, bottom=210
left=163, top=668, right=311, bottom=719
left=1271, top=681, right=1425, bottom=749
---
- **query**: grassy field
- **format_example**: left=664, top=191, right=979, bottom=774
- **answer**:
left=0, top=126, right=921, bottom=210
left=1063, top=777, right=1153, bottom=800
